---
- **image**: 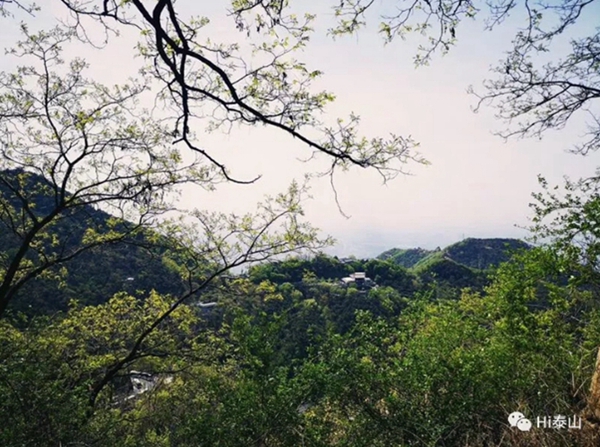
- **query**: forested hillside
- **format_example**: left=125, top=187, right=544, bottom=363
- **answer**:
left=0, top=171, right=522, bottom=318
left=376, top=247, right=434, bottom=268
left=0, top=170, right=186, bottom=316
left=378, top=238, right=531, bottom=270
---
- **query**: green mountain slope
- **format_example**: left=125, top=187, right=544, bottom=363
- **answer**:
left=376, top=238, right=531, bottom=295
left=0, top=170, right=186, bottom=316
left=443, top=238, right=531, bottom=270
left=380, top=238, right=531, bottom=272
left=376, top=247, right=435, bottom=268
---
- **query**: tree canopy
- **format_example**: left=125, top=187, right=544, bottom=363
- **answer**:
left=27, top=0, right=596, bottom=159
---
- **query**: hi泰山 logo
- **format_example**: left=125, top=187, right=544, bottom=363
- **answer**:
left=508, top=411, right=582, bottom=431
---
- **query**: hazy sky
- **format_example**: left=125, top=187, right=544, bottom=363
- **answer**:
left=3, top=1, right=599, bottom=257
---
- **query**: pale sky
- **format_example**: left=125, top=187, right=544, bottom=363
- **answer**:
left=3, top=1, right=599, bottom=257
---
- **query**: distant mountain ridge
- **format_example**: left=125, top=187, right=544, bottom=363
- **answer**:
left=377, top=247, right=437, bottom=268
left=376, top=238, right=531, bottom=271
left=1, top=170, right=533, bottom=317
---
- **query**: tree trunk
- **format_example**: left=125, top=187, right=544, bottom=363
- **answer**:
left=587, top=347, right=600, bottom=423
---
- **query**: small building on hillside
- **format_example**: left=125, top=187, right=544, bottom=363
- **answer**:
left=113, top=370, right=175, bottom=406
left=130, top=371, right=157, bottom=396
left=340, top=272, right=375, bottom=289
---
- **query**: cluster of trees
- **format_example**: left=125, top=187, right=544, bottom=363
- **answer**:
left=0, top=0, right=599, bottom=445
left=2, top=239, right=600, bottom=446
